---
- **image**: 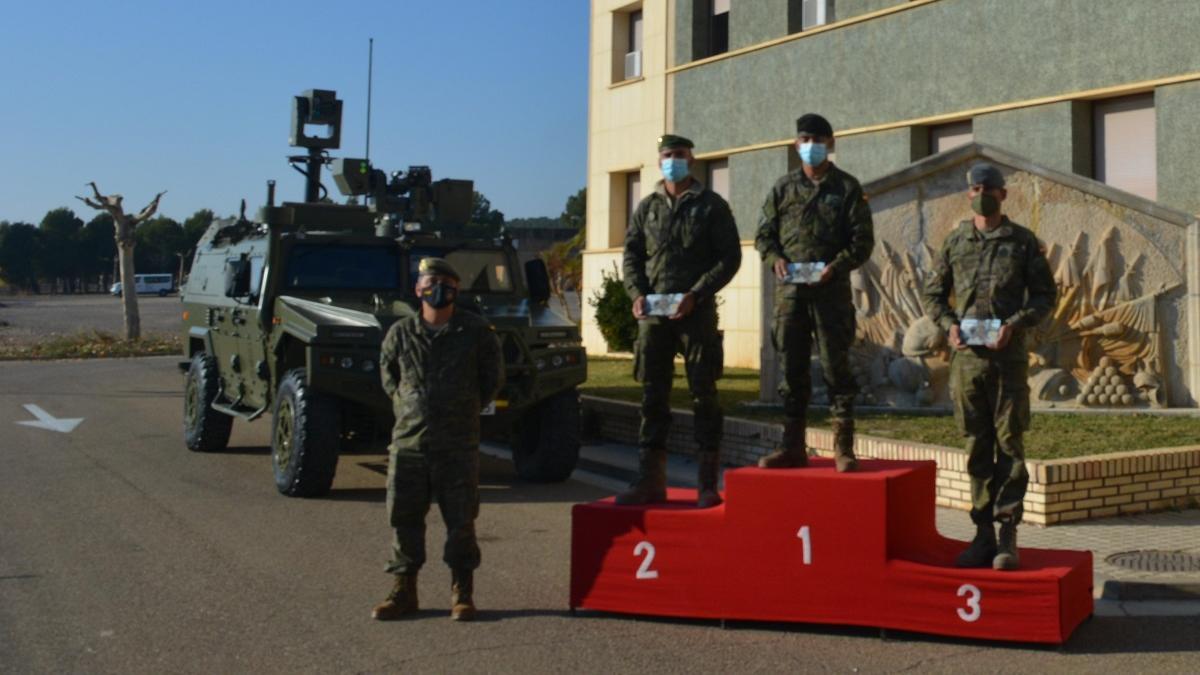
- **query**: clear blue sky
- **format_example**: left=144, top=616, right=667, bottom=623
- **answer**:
left=0, top=0, right=589, bottom=225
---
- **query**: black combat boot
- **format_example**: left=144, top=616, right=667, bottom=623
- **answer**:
left=993, top=520, right=1020, bottom=570
left=696, top=451, right=722, bottom=508
left=758, top=418, right=808, bottom=468
left=450, top=569, right=476, bottom=621
left=955, top=523, right=998, bottom=568
left=371, top=573, right=419, bottom=620
left=615, top=449, right=667, bottom=505
left=832, top=419, right=858, bottom=473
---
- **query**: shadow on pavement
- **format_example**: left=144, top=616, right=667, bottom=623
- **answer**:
left=352, top=457, right=609, bottom=505
left=210, top=445, right=272, bottom=456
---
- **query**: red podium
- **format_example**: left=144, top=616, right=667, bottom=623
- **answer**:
left=570, top=459, right=1093, bottom=644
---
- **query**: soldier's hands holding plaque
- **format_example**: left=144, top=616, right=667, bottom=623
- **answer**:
left=959, top=318, right=1002, bottom=347
left=783, top=262, right=827, bottom=285
left=645, top=293, right=686, bottom=317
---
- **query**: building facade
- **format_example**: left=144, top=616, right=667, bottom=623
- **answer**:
left=584, top=0, right=1200, bottom=370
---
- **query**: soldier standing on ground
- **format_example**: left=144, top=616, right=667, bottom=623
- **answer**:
left=372, top=257, right=504, bottom=620
left=755, top=114, right=875, bottom=473
left=618, top=134, right=742, bottom=508
left=921, top=163, right=1056, bottom=570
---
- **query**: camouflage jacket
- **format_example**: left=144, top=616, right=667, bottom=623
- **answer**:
left=380, top=309, right=504, bottom=454
left=921, top=217, right=1056, bottom=338
left=754, top=164, right=874, bottom=295
left=622, top=179, right=742, bottom=305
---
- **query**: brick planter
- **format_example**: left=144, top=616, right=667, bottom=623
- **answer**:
left=582, top=395, right=1200, bottom=526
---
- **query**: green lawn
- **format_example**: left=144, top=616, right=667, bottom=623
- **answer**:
left=0, top=331, right=181, bottom=361
left=581, top=357, right=1200, bottom=460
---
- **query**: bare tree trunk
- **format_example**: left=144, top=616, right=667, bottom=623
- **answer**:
left=117, top=237, right=140, bottom=340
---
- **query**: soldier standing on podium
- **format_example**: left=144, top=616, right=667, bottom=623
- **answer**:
left=922, top=163, right=1056, bottom=570
left=755, top=113, right=875, bottom=473
left=618, top=134, right=742, bottom=509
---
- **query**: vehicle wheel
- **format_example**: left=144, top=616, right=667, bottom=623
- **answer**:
left=510, top=387, right=581, bottom=482
left=271, top=368, right=341, bottom=497
left=183, top=352, right=234, bottom=452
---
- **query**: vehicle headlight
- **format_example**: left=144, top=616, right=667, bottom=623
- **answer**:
left=361, top=360, right=376, bottom=373
left=340, top=356, right=354, bottom=369
left=535, top=358, right=547, bottom=371
left=551, top=355, right=564, bottom=367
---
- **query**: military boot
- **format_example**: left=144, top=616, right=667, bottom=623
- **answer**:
left=832, top=419, right=858, bottom=473
left=758, top=418, right=808, bottom=468
left=696, top=451, right=722, bottom=508
left=450, top=569, right=476, bottom=621
left=371, top=573, right=419, bottom=620
left=955, top=523, right=997, bottom=568
left=993, top=520, right=1020, bottom=570
left=615, top=449, right=667, bottom=505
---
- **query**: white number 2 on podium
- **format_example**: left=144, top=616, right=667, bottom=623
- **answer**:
left=956, top=584, right=982, bottom=622
left=796, top=526, right=813, bottom=565
left=634, top=541, right=659, bottom=580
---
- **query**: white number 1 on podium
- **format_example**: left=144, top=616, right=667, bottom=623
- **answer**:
left=796, top=526, right=812, bottom=565
left=634, top=541, right=659, bottom=579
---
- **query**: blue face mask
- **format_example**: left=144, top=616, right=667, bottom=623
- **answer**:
left=798, top=142, right=828, bottom=167
left=660, top=157, right=690, bottom=183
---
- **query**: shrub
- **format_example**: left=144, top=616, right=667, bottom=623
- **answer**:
left=589, top=264, right=636, bottom=352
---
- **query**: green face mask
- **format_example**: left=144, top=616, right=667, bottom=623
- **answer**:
left=971, top=193, right=1000, bottom=217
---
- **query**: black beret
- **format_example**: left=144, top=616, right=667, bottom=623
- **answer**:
left=657, top=134, right=694, bottom=150
left=795, top=113, right=834, bottom=138
left=966, top=162, right=1005, bottom=189
left=417, top=257, right=460, bottom=281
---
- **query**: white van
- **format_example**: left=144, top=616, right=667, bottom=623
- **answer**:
left=110, top=273, right=176, bottom=297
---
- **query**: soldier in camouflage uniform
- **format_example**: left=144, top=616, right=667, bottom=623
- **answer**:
left=619, top=134, right=742, bottom=508
left=372, top=257, right=504, bottom=620
left=921, top=163, right=1056, bottom=570
left=755, top=114, right=874, bottom=472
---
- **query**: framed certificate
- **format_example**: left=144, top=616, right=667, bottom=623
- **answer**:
left=784, top=262, right=826, bottom=285
left=645, top=293, right=685, bottom=316
left=960, top=318, right=1002, bottom=346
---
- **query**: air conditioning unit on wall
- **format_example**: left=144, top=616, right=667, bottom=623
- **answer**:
left=624, top=50, right=642, bottom=79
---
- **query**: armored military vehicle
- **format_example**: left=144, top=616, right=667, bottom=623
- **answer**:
left=180, top=89, right=585, bottom=497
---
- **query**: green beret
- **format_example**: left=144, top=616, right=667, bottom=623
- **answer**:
left=657, top=134, right=694, bottom=150
left=795, top=113, right=834, bottom=138
left=417, top=257, right=460, bottom=281
left=966, top=162, right=1005, bottom=189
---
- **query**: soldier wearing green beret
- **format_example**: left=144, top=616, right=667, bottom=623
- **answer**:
left=755, top=113, right=875, bottom=472
left=618, top=133, right=742, bottom=508
left=921, top=163, right=1056, bottom=570
left=372, top=257, right=504, bottom=620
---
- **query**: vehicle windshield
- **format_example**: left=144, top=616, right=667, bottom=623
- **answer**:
left=410, top=248, right=514, bottom=294
left=284, top=244, right=401, bottom=290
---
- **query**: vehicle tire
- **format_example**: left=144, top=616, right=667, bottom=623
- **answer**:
left=183, top=352, right=234, bottom=452
left=510, top=387, right=581, bottom=482
left=271, top=368, right=341, bottom=497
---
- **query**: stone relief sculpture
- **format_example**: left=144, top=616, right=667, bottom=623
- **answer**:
left=844, top=222, right=1177, bottom=410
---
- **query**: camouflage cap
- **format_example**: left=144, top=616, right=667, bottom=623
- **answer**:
left=966, top=162, right=1005, bottom=189
left=657, top=134, right=695, bottom=151
left=795, top=113, right=834, bottom=138
left=417, top=257, right=460, bottom=281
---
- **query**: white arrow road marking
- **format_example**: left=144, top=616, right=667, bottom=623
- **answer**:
left=17, top=404, right=83, bottom=433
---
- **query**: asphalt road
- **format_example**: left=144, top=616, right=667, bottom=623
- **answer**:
left=0, top=294, right=183, bottom=345
left=2, top=357, right=1198, bottom=673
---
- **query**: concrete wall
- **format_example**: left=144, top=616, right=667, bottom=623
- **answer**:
left=1157, top=81, right=1200, bottom=215
left=833, top=127, right=921, bottom=185
left=674, top=0, right=1200, bottom=153
left=973, top=102, right=1091, bottom=177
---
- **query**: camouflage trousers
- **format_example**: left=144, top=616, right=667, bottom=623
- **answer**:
left=950, top=348, right=1030, bottom=525
left=634, top=301, right=724, bottom=452
left=772, top=283, right=858, bottom=423
left=385, top=449, right=481, bottom=574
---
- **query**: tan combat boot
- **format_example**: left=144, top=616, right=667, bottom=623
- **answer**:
left=758, top=418, right=808, bottom=468
left=615, top=449, right=668, bottom=505
left=450, top=569, right=477, bottom=621
left=993, top=520, right=1020, bottom=570
left=696, top=451, right=722, bottom=508
left=832, top=419, right=858, bottom=473
left=371, top=573, right=419, bottom=620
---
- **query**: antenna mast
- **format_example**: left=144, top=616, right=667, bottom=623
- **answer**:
left=366, top=37, right=374, bottom=162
